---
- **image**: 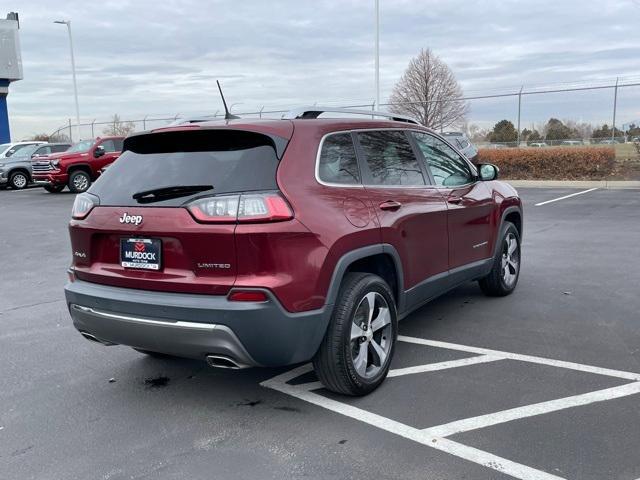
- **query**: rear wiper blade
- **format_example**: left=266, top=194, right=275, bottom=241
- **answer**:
left=132, top=185, right=214, bottom=204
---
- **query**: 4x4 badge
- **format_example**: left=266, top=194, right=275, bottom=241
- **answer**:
left=119, top=213, right=143, bottom=225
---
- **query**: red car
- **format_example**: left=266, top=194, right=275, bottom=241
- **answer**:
left=32, top=136, right=124, bottom=193
left=65, top=108, right=522, bottom=395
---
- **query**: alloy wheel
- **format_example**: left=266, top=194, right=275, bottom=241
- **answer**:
left=12, top=173, right=27, bottom=189
left=350, top=292, right=393, bottom=379
left=501, top=232, right=520, bottom=287
left=73, top=175, right=89, bottom=192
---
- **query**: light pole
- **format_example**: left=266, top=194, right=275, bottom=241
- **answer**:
left=54, top=20, right=81, bottom=141
left=374, top=0, right=380, bottom=109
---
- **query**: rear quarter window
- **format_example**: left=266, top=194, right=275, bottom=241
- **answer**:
left=317, top=133, right=361, bottom=185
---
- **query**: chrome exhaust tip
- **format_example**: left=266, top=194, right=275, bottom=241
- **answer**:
left=79, top=331, right=114, bottom=346
left=206, top=354, right=249, bottom=370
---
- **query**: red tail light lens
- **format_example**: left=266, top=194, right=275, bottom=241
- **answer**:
left=71, top=193, right=99, bottom=219
left=187, top=192, right=293, bottom=223
left=228, top=290, right=269, bottom=302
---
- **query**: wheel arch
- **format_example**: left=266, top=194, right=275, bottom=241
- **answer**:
left=324, top=244, right=406, bottom=314
left=67, top=164, right=93, bottom=177
left=492, top=206, right=523, bottom=259
left=503, top=207, right=523, bottom=238
left=8, top=167, right=31, bottom=182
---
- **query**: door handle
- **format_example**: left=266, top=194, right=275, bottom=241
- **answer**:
left=379, top=200, right=402, bottom=211
left=447, top=197, right=463, bottom=205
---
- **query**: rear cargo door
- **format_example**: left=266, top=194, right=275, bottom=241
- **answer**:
left=71, top=128, right=289, bottom=295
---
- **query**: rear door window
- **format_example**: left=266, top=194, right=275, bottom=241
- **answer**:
left=356, top=130, right=426, bottom=186
left=91, top=129, right=284, bottom=207
left=317, top=133, right=361, bottom=185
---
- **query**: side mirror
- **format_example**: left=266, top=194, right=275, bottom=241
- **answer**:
left=93, top=145, right=105, bottom=158
left=478, top=163, right=499, bottom=181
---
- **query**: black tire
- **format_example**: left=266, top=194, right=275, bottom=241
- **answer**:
left=68, top=170, right=91, bottom=193
left=9, top=171, right=29, bottom=190
left=479, top=221, right=521, bottom=297
left=313, top=272, right=398, bottom=396
left=133, top=348, right=175, bottom=359
left=44, top=185, right=65, bottom=193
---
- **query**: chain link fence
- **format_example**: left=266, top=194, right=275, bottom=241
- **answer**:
left=48, top=78, right=640, bottom=151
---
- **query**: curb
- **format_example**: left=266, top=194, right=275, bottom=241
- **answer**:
left=505, top=180, right=640, bottom=189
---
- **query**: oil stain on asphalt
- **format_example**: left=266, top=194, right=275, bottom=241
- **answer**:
left=144, top=376, right=170, bottom=388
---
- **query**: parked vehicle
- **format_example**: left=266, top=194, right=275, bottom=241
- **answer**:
left=0, top=142, right=68, bottom=189
left=529, top=142, right=548, bottom=148
left=32, top=137, right=124, bottom=193
left=560, top=140, right=583, bottom=146
left=1, top=145, right=37, bottom=189
left=65, top=108, right=522, bottom=396
left=30, top=143, right=72, bottom=159
left=441, top=132, right=478, bottom=160
left=0, top=141, right=47, bottom=160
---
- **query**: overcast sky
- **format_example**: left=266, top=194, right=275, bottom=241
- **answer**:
left=5, top=0, right=640, bottom=140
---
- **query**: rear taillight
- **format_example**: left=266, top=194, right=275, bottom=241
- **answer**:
left=187, top=192, right=293, bottom=223
left=71, top=193, right=99, bottom=220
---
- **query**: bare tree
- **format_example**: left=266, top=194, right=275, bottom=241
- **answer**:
left=103, top=114, right=136, bottom=137
left=465, top=123, right=489, bottom=143
left=564, top=120, right=593, bottom=140
left=32, top=132, right=71, bottom=142
left=388, top=49, right=468, bottom=130
left=30, top=133, right=51, bottom=141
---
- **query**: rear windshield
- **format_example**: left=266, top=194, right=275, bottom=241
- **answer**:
left=90, top=129, right=284, bottom=207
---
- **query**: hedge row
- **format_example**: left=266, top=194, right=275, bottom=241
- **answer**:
left=476, top=147, right=616, bottom=180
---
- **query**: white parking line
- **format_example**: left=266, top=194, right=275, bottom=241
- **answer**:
left=534, top=188, right=598, bottom=206
left=398, top=336, right=640, bottom=381
left=281, top=355, right=504, bottom=392
left=422, top=381, right=640, bottom=437
left=387, top=354, right=503, bottom=377
left=262, top=336, right=640, bottom=480
left=261, top=375, right=565, bottom=480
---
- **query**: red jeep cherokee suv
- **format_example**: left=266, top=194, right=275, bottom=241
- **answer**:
left=65, top=108, right=522, bottom=395
left=33, top=136, right=124, bottom=193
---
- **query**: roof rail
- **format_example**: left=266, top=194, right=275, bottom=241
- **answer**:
left=282, top=107, right=420, bottom=125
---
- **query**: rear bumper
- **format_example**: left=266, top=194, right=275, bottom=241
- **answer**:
left=64, top=279, right=329, bottom=367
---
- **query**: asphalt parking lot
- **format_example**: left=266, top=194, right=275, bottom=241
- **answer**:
left=1, top=186, right=640, bottom=480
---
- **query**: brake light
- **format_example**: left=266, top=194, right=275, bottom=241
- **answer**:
left=228, top=290, right=269, bottom=302
left=71, top=193, right=99, bottom=219
left=187, top=192, right=293, bottom=223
